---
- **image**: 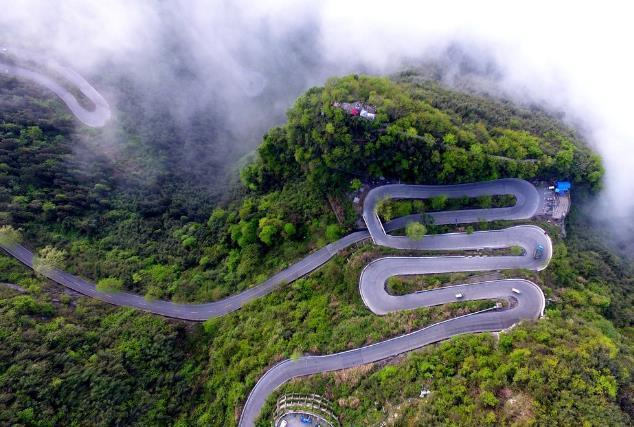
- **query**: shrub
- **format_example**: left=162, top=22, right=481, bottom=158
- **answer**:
left=96, top=277, right=124, bottom=293
left=0, top=225, right=21, bottom=246
left=325, top=224, right=341, bottom=242
left=32, top=246, right=66, bottom=276
left=406, top=222, right=427, bottom=240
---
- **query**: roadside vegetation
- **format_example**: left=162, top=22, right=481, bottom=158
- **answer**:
left=0, top=71, right=630, bottom=426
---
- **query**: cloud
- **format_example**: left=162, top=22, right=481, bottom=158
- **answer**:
left=1, top=0, right=633, bottom=226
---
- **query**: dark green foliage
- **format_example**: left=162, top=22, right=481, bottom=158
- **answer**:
left=0, top=258, right=192, bottom=426
left=0, top=71, right=630, bottom=426
left=243, top=75, right=603, bottom=193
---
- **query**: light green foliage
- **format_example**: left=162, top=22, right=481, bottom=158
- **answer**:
left=325, top=224, right=341, bottom=242
left=181, top=236, right=197, bottom=248
left=0, top=225, right=21, bottom=246
left=258, top=225, right=277, bottom=246
left=134, top=264, right=178, bottom=301
left=405, top=221, right=427, bottom=240
left=10, top=295, right=53, bottom=316
left=376, top=196, right=393, bottom=221
left=258, top=217, right=283, bottom=246
left=479, top=195, right=493, bottom=208
left=32, top=246, right=66, bottom=276
left=0, top=70, right=628, bottom=427
left=230, top=219, right=258, bottom=247
left=96, top=277, right=124, bottom=293
left=510, top=245, right=524, bottom=256
left=350, top=178, right=362, bottom=191
left=283, top=222, right=296, bottom=238
left=480, top=390, right=499, bottom=408
left=430, top=195, right=448, bottom=211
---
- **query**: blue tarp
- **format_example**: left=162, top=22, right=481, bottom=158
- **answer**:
left=555, top=181, right=571, bottom=193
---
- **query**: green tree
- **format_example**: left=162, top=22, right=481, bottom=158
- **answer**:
left=431, top=195, right=448, bottom=211
left=479, top=195, right=492, bottom=208
left=258, top=217, right=283, bottom=246
left=181, top=236, right=197, bottom=248
left=406, top=221, right=427, bottom=240
left=259, top=225, right=278, bottom=246
left=96, top=277, right=124, bottom=293
left=325, top=224, right=341, bottom=242
left=0, top=225, right=21, bottom=246
left=283, top=222, right=296, bottom=238
left=32, top=246, right=66, bottom=276
left=230, top=219, right=259, bottom=247
left=376, top=196, right=394, bottom=221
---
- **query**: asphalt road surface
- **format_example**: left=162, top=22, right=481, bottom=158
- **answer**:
left=0, top=60, right=550, bottom=426
left=239, top=181, right=550, bottom=426
left=0, top=48, right=111, bottom=127
left=0, top=231, right=370, bottom=321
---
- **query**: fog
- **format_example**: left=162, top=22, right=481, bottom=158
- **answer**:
left=1, top=0, right=633, bottom=244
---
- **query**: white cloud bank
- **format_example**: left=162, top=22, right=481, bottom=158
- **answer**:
left=1, top=0, right=633, bottom=224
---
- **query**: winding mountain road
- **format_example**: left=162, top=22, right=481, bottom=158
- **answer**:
left=1, top=48, right=111, bottom=127
left=238, top=181, right=550, bottom=426
left=0, top=60, right=551, bottom=426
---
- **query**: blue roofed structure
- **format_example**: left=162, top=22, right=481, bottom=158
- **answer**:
left=555, top=181, right=571, bottom=194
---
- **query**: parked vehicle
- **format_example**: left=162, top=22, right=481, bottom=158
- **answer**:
left=279, top=420, right=288, bottom=427
left=534, top=244, right=545, bottom=259
left=300, top=414, right=312, bottom=424
left=455, top=293, right=463, bottom=299
left=512, top=288, right=521, bottom=294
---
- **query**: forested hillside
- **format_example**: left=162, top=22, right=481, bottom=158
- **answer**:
left=0, top=72, right=631, bottom=426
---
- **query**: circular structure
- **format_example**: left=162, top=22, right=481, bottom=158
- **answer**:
left=274, top=394, right=339, bottom=427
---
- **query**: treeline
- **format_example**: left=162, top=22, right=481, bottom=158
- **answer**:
left=0, top=255, right=194, bottom=426
left=242, top=75, right=603, bottom=194
left=0, top=70, right=631, bottom=426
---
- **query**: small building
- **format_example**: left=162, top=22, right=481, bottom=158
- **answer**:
left=555, top=181, right=572, bottom=194
left=333, top=101, right=376, bottom=120
left=360, top=110, right=375, bottom=120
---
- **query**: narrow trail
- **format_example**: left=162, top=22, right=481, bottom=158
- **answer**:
left=0, top=59, right=550, bottom=427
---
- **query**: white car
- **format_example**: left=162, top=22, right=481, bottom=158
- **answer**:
left=512, top=288, right=521, bottom=294
left=455, top=293, right=463, bottom=299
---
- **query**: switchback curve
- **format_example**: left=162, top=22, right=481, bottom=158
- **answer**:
left=0, top=60, right=550, bottom=426
left=238, top=183, right=550, bottom=426
left=1, top=48, right=111, bottom=127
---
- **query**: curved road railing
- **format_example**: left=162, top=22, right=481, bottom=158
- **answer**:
left=0, top=62, right=550, bottom=426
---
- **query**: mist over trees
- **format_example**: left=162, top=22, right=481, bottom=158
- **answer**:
left=0, top=47, right=632, bottom=426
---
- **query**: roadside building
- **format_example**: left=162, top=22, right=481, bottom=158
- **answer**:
left=333, top=101, right=376, bottom=120
left=554, top=181, right=571, bottom=194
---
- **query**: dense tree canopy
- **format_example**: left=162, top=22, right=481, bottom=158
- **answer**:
left=242, top=75, right=603, bottom=194
left=0, top=71, right=630, bottom=426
